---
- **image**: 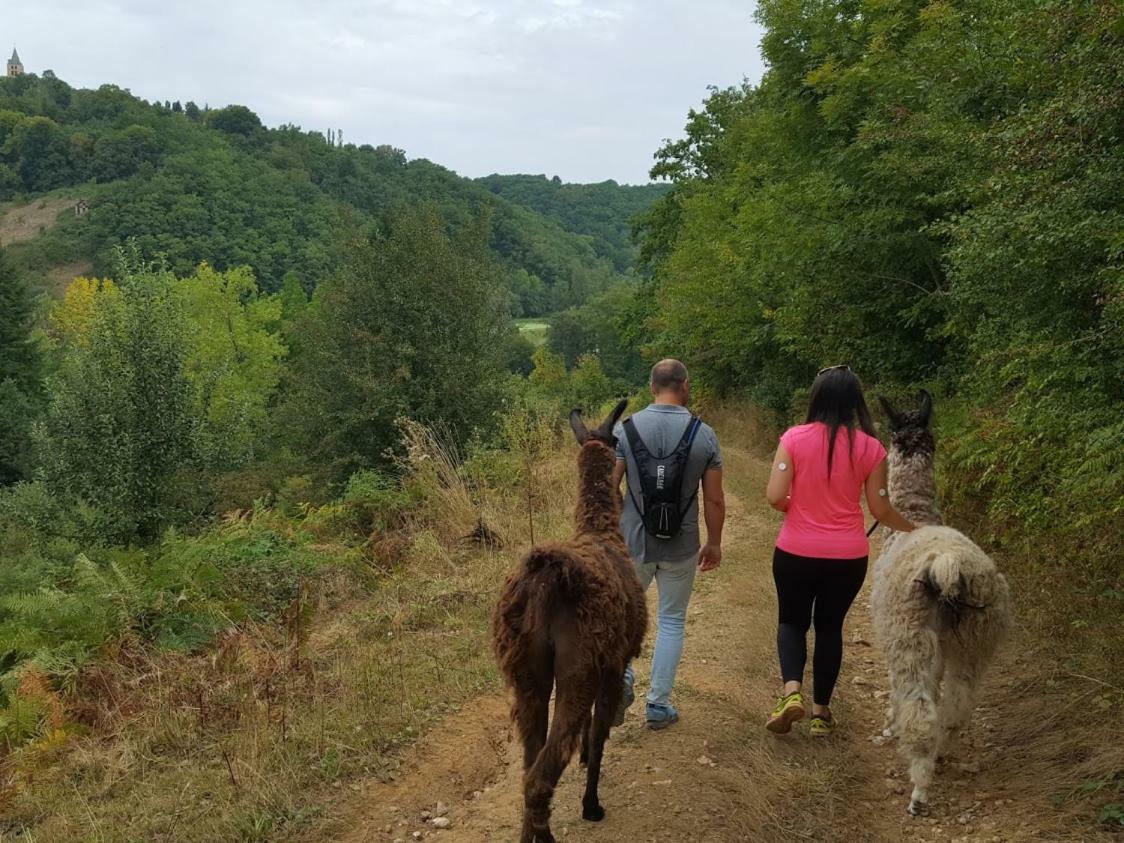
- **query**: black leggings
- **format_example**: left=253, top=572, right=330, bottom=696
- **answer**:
left=773, top=546, right=867, bottom=706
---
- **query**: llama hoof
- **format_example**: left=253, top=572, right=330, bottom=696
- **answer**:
left=907, top=799, right=929, bottom=816
left=582, top=802, right=606, bottom=822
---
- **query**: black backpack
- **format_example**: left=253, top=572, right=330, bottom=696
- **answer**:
left=622, top=415, right=702, bottom=540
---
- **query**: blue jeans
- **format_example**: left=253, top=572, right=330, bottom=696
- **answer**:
left=624, top=554, right=698, bottom=707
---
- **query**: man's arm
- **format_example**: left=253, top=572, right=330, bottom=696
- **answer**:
left=611, top=459, right=626, bottom=492
left=698, top=466, right=725, bottom=572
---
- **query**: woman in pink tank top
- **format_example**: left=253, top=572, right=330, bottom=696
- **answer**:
left=762, top=366, right=915, bottom=736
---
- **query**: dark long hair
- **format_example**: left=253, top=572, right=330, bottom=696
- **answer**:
left=805, top=367, right=877, bottom=477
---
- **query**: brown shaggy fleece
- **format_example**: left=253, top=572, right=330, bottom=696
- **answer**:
left=491, top=399, right=647, bottom=843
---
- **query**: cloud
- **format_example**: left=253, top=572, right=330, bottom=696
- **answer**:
left=5, top=0, right=764, bottom=182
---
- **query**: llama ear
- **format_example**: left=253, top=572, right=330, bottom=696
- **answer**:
left=598, top=398, right=629, bottom=438
left=878, top=395, right=902, bottom=429
left=569, top=408, right=589, bottom=444
left=917, top=390, right=933, bottom=428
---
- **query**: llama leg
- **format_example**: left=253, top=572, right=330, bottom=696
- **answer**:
left=908, top=754, right=936, bottom=816
left=899, top=679, right=939, bottom=814
left=883, top=686, right=898, bottom=737
left=522, top=683, right=595, bottom=843
left=938, top=652, right=981, bottom=759
left=889, top=634, right=942, bottom=815
left=514, top=662, right=553, bottom=773
left=579, top=718, right=591, bottom=766
left=582, top=669, right=624, bottom=822
left=517, top=688, right=550, bottom=773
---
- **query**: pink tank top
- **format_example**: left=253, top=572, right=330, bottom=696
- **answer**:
left=775, top=422, right=886, bottom=559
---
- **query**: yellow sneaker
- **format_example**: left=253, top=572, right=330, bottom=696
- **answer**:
left=809, top=713, right=835, bottom=737
left=766, top=692, right=806, bottom=734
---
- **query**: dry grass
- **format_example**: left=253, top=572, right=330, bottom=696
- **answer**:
left=701, top=401, right=778, bottom=459
left=0, top=420, right=581, bottom=843
left=4, top=404, right=1118, bottom=840
left=1, top=567, right=500, bottom=841
left=0, top=197, right=76, bottom=247
left=45, top=261, right=95, bottom=296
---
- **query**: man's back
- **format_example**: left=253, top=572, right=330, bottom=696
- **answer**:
left=614, top=404, right=722, bottom=564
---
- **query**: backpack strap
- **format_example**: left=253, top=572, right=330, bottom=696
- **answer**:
left=622, top=416, right=647, bottom=515
left=673, top=416, right=703, bottom=515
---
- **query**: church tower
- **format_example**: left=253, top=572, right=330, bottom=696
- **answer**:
left=7, top=48, right=23, bottom=77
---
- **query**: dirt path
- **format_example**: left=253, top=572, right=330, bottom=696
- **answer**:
left=323, top=446, right=1110, bottom=843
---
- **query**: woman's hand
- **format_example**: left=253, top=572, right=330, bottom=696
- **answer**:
left=865, top=460, right=917, bottom=533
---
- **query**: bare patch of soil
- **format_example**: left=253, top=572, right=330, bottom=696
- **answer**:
left=322, top=446, right=1118, bottom=842
left=0, top=197, right=77, bottom=246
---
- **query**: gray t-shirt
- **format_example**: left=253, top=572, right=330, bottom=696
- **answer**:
left=614, top=404, right=722, bottom=564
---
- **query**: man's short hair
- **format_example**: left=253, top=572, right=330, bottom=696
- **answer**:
left=650, top=359, right=689, bottom=392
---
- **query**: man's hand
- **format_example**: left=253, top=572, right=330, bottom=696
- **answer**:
left=698, top=542, right=722, bottom=572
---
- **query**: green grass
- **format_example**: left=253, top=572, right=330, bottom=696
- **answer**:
left=515, top=318, right=550, bottom=348
left=0, top=418, right=576, bottom=842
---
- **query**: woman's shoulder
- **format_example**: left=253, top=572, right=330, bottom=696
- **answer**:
left=780, top=422, right=822, bottom=447
left=853, top=427, right=884, bottom=446
left=854, top=428, right=887, bottom=456
left=783, top=422, right=821, bottom=437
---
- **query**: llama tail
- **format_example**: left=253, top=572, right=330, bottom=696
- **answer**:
left=917, top=545, right=1009, bottom=647
left=492, top=543, right=593, bottom=685
left=522, top=544, right=591, bottom=604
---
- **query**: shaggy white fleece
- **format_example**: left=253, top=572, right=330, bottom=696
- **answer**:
left=871, top=394, right=1010, bottom=816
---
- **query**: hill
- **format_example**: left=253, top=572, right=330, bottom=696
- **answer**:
left=0, top=74, right=664, bottom=316
left=476, top=174, right=670, bottom=271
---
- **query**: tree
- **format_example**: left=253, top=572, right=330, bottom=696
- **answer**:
left=39, top=263, right=199, bottom=540
left=11, top=116, right=72, bottom=191
left=89, top=124, right=161, bottom=182
left=177, top=264, right=285, bottom=466
left=0, top=253, right=37, bottom=391
left=278, top=270, right=308, bottom=321
left=547, top=284, right=647, bottom=384
left=0, top=380, right=36, bottom=485
left=207, top=104, right=263, bottom=137
left=284, top=208, right=511, bottom=479
left=637, top=0, right=1123, bottom=580
left=0, top=251, right=40, bottom=485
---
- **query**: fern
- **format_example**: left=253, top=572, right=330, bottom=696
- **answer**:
left=0, top=691, right=46, bottom=746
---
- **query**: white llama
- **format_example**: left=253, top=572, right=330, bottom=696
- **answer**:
left=870, top=390, right=1011, bottom=816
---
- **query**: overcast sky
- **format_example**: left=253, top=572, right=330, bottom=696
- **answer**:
left=7, top=1, right=765, bottom=184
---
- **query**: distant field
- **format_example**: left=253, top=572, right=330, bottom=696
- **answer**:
left=516, top=318, right=550, bottom=347
left=0, top=195, right=75, bottom=247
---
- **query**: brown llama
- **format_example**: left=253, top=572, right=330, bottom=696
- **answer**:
left=492, top=399, right=647, bottom=843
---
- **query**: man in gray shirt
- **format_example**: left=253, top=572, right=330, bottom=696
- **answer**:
left=612, top=359, right=725, bottom=729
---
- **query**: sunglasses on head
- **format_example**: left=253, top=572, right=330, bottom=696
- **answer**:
left=817, top=364, right=852, bottom=376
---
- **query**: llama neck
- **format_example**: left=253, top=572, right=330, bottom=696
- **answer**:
left=574, top=444, right=621, bottom=536
left=887, top=448, right=942, bottom=526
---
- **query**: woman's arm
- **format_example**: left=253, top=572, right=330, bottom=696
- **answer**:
left=765, top=443, right=793, bottom=512
left=864, top=459, right=916, bottom=533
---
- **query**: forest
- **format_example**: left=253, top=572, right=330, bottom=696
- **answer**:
left=0, top=75, right=639, bottom=317
left=631, top=0, right=1122, bottom=601
left=0, top=0, right=1121, bottom=839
